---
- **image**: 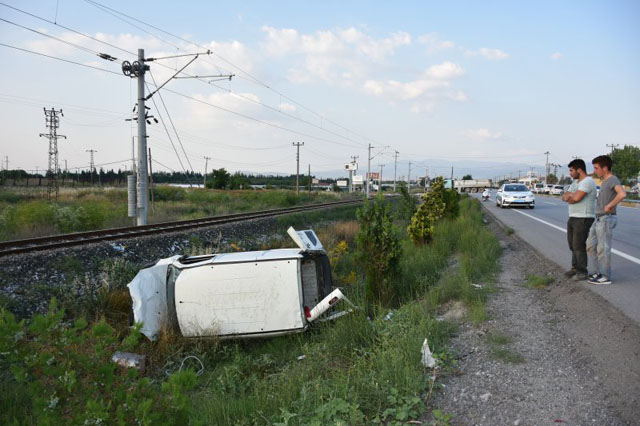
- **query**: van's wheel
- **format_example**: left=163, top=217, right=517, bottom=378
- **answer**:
left=529, top=205, right=535, bottom=209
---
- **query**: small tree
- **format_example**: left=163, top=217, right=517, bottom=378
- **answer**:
left=407, top=177, right=446, bottom=244
left=210, top=168, right=230, bottom=189
left=442, top=188, right=460, bottom=219
left=397, top=181, right=416, bottom=221
left=356, top=192, right=400, bottom=308
left=611, top=145, right=640, bottom=185
left=462, top=174, right=473, bottom=180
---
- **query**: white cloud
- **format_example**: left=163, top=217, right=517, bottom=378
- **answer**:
left=261, top=26, right=411, bottom=85
left=425, top=61, right=465, bottom=79
left=418, top=33, right=456, bottom=53
left=362, top=61, right=466, bottom=112
left=461, top=128, right=503, bottom=141
left=278, top=102, right=296, bottom=112
left=551, top=52, right=563, bottom=60
left=465, top=47, right=509, bottom=60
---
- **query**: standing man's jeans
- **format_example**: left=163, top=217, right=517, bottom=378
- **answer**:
left=567, top=217, right=595, bottom=274
left=587, top=215, right=617, bottom=279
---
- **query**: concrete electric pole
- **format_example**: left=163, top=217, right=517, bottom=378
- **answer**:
left=366, top=144, right=373, bottom=197
left=408, top=161, right=412, bottom=192
left=39, top=108, right=66, bottom=201
left=292, top=142, right=304, bottom=195
left=203, top=156, right=211, bottom=187
left=606, top=144, right=619, bottom=156
left=544, top=151, right=550, bottom=185
left=393, top=150, right=399, bottom=192
left=378, top=164, right=385, bottom=191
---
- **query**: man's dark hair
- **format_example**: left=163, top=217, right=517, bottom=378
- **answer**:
left=592, top=155, right=612, bottom=171
left=568, top=158, right=586, bottom=172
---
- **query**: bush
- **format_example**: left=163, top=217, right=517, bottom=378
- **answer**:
left=397, top=181, right=417, bottom=221
left=442, top=189, right=460, bottom=219
left=407, top=177, right=446, bottom=244
left=356, top=192, right=401, bottom=307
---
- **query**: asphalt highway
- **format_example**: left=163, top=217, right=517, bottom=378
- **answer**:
left=475, top=192, right=640, bottom=325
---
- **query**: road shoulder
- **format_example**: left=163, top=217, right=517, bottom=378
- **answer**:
left=429, top=211, right=640, bottom=424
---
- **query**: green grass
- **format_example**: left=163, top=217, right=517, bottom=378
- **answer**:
left=490, top=347, right=525, bottom=364
left=0, top=187, right=352, bottom=241
left=486, top=332, right=512, bottom=345
left=505, top=226, right=515, bottom=235
left=0, top=198, right=503, bottom=424
left=525, top=274, right=555, bottom=288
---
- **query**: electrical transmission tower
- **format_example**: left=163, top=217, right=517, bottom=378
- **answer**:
left=39, top=108, right=66, bottom=201
left=86, top=149, right=97, bottom=184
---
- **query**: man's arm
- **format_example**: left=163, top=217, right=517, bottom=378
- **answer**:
left=561, top=191, right=573, bottom=202
left=604, top=185, right=626, bottom=213
left=567, top=190, right=587, bottom=204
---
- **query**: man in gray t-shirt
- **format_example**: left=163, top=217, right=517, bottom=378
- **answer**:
left=586, top=155, right=627, bottom=285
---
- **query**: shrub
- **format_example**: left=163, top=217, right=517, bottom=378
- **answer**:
left=356, top=192, right=401, bottom=307
left=442, top=188, right=460, bottom=219
left=397, top=181, right=417, bottom=221
left=407, top=177, right=446, bottom=244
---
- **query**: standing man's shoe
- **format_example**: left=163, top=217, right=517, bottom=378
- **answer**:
left=588, top=274, right=612, bottom=285
left=572, top=272, right=588, bottom=281
left=564, top=269, right=577, bottom=278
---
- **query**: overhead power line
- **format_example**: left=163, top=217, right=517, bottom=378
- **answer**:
left=2, top=6, right=371, bottom=150
left=0, top=2, right=138, bottom=58
left=81, top=0, right=379, bottom=147
left=0, top=42, right=122, bottom=75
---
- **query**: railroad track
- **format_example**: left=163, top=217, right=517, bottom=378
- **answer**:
left=0, top=198, right=367, bottom=257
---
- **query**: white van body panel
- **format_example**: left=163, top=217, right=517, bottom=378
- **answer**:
left=127, top=255, right=181, bottom=340
left=174, top=257, right=306, bottom=337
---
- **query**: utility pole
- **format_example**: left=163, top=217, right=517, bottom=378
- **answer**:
left=86, top=149, right=97, bottom=185
left=308, top=164, right=311, bottom=194
left=424, top=167, right=428, bottom=191
left=544, top=151, right=550, bottom=185
left=39, top=108, right=66, bottom=201
left=408, top=161, right=412, bottom=192
left=606, top=143, right=619, bottom=156
left=378, top=164, right=385, bottom=192
left=203, top=156, right=211, bottom=187
left=366, top=143, right=373, bottom=197
left=393, top=150, right=399, bottom=192
left=292, top=142, right=304, bottom=195
left=148, top=147, right=154, bottom=213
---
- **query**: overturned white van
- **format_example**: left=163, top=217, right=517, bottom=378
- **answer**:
left=128, top=227, right=350, bottom=341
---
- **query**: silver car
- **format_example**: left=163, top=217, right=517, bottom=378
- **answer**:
left=496, top=184, right=535, bottom=209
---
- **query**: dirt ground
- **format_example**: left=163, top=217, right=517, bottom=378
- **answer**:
left=428, top=215, right=640, bottom=425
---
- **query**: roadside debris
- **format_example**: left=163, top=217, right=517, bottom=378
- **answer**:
left=421, top=338, right=437, bottom=369
left=128, top=227, right=356, bottom=341
left=112, top=351, right=145, bottom=373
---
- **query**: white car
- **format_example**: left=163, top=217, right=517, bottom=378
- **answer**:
left=496, top=184, right=535, bottom=209
left=550, top=185, right=564, bottom=195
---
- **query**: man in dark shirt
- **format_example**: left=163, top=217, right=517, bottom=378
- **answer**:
left=586, top=155, right=627, bottom=285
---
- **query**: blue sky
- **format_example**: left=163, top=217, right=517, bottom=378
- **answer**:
left=1, top=0, right=638, bottom=179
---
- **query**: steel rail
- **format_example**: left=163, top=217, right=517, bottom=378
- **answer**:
left=0, top=198, right=366, bottom=257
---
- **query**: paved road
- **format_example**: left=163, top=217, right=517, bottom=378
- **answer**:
left=475, top=193, right=640, bottom=325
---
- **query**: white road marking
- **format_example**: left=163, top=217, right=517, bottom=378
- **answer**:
left=543, top=202, right=556, bottom=205
left=512, top=210, right=640, bottom=266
